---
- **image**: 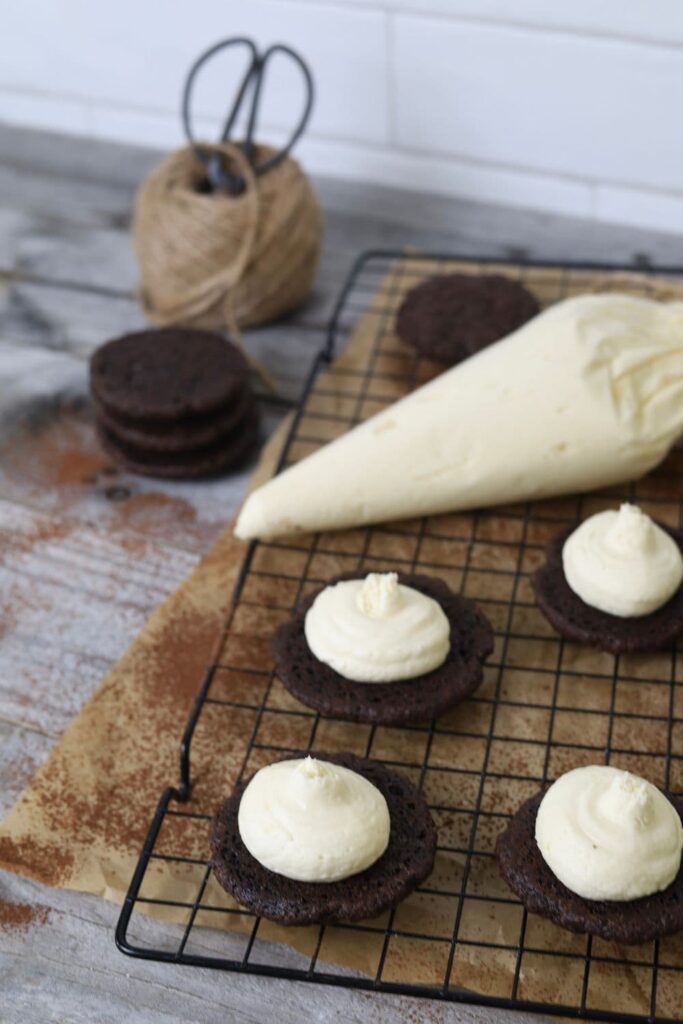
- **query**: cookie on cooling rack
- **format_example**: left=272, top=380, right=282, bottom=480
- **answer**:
left=532, top=503, right=683, bottom=654
left=395, top=272, right=539, bottom=365
left=272, top=571, right=493, bottom=725
left=210, top=752, right=436, bottom=925
left=90, top=327, right=259, bottom=479
left=496, top=765, right=683, bottom=944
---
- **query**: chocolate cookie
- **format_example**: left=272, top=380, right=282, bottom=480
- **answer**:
left=97, top=408, right=259, bottom=480
left=210, top=752, right=436, bottom=925
left=496, top=790, right=683, bottom=944
left=532, top=524, right=683, bottom=653
left=273, top=573, right=494, bottom=725
left=94, top=389, right=255, bottom=454
left=395, top=273, right=539, bottom=364
left=90, top=328, right=249, bottom=422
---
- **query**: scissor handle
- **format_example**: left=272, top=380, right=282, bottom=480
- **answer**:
left=244, top=44, right=314, bottom=176
left=181, top=37, right=315, bottom=193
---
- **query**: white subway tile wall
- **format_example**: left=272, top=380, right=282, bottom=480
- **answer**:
left=1, top=0, right=682, bottom=231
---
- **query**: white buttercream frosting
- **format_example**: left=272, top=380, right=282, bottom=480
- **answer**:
left=563, top=503, right=683, bottom=617
left=303, top=572, right=450, bottom=682
left=235, top=293, right=683, bottom=539
left=237, top=757, right=390, bottom=882
left=535, top=765, right=683, bottom=901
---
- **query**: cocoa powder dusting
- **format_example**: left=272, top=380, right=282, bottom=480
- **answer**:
left=2, top=405, right=112, bottom=489
left=1, top=400, right=223, bottom=548
left=0, top=831, right=74, bottom=888
left=0, top=512, right=73, bottom=561
left=114, top=492, right=197, bottom=530
left=0, top=398, right=241, bottom=888
left=0, top=898, right=50, bottom=934
left=91, top=603, right=224, bottom=854
left=0, top=561, right=233, bottom=884
left=0, top=514, right=75, bottom=652
left=112, top=492, right=221, bottom=548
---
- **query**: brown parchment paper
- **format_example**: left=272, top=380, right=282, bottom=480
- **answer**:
left=3, top=258, right=683, bottom=1018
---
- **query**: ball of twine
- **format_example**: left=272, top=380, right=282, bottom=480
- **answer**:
left=132, top=142, right=323, bottom=333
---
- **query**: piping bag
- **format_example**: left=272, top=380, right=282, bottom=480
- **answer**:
left=236, top=294, right=683, bottom=540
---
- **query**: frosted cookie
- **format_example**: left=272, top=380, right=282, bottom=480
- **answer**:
left=210, top=753, right=436, bottom=925
left=395, top=273, right=539, bottom=364
left=496, top=766, right=683, bottom=943
left=273, top=572, right=493, bottom=724
left=533, top=504, right=683, bottom=653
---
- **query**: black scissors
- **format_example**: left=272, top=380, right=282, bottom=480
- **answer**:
left=181, top=37, right=314, bottom=194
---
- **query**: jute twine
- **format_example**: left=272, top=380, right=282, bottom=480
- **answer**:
left=132, top=142, right=323, bottom=335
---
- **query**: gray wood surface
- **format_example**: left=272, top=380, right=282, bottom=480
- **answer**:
left=1, top=122, right=680, bottom=1023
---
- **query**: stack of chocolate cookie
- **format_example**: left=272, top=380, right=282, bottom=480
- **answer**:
left=90, top=328, right=259, bottom=479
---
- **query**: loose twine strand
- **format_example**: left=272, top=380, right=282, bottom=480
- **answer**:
left=132, top=142, right=323, bottom=392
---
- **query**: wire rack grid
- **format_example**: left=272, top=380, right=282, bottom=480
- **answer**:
left=116, top=250, right=683, bottom=1023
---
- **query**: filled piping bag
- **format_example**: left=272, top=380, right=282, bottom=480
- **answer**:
left=236, top=294, right=683, bottom=539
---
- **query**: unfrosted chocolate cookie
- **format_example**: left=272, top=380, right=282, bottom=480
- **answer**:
left=90, top=327, right=259, bottom=479
left=90, top=328, right=249, bottom=422
left=496, top=790, right=683, bottom=943
left=395, top=273, right=539, bottom=364
left=95, top=389, right=255, bottom=454
left=532, top=524, right=683, bottom=653
left=210, top=752, right=436, bottom=925
left=273, top=573, right=494, bottom=725
left=97, top=408, right=259, bottom=480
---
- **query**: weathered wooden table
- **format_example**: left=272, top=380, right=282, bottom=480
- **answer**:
left=1, top=123, right=681, bottom=1023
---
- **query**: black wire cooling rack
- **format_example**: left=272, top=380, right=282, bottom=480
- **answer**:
left=116, top=250, right=683, bottom=1023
